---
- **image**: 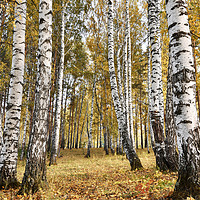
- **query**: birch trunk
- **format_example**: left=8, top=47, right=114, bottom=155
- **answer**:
left=164, top=57, right=178, bottom=171
left=166, top=0, right=200, bottom=197
left=148, top=0, right=168, bottom=171
left=75, top=90, right=85, bottom=148
left=79, top=103, right=88, bottom=148
left=18, top=0, right=52, bottom=193
left=61, top=88, right=69, bottom=149
left=108, top=0, right=142, bottom=170
left=116, top=18, right=123, bottom=155
left=147, top=27, right=155, bottom=148
left=0, top=0, right=27, bottom=188
left=67, top=98, right=72, bottom=149
left=50, top=3, right=65, bottom=165
left=126, top=0, right=134, bottom=148
left=123, top=36, right=130, bottom=140
left=20, top=88, right=30, bottom=160
left=72, top=96, right=79, bottom=148
left=86, top=77, right=96, bottom=157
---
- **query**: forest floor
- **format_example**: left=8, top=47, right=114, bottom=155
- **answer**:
left=0, top=148, right=194, bottom=199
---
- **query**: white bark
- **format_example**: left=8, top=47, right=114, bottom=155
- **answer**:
left=148, top=0, right=168, bottom=170
left=0, top=0, right=27, bottom=186
left=108, top=0, right=142, bottom=170
left=50, top=2, right=65, bottom=165
left=126, top=0, right=135, bottom=148
left=166, top=0, right=200, bottom=196
left=147, top=18, right=154, bottom=147
left=86, top=77, right=96, bottom=157
left=123, top=35, right=130, bottom=140
left=19, top=0, right=52, bottom=193
left=20, top=88, right=30, bottom=160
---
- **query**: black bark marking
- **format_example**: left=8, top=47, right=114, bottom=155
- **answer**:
left=172, top=68, right=195, bottom=84
left=172, top=31, right=190, bottom=41
left=168, top=22, right=177, bottom=30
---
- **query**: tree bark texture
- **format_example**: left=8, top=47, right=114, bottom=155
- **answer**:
left=166, top=0, right=200, bottom=198
left=86, top=77, right=96, bottom=157
left=19, top=0, right=52, bottom=194
left=50, top=2, right=65, bottom=165
left=126, top=0, right=134, bottom=148
left=20, top=88, right=30, bottom=160
left=148, top=0, right=168, bottom=171
left=107, top=0, right=142, bottom=170
left=164, top=58, right=178, bottom=172
left=0, top=0, right=27, bottom=188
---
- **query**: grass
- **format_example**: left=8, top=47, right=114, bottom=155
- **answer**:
left=0, top=148, right=180, bottom=199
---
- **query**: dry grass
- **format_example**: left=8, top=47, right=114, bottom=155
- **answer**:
left=0, top=148, right=179, bottom=199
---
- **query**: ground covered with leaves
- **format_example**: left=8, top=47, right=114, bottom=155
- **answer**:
left=0, top=148, right=195, bottom=199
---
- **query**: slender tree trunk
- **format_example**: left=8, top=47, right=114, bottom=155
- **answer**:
left=20, top=88, right=30, bottom=160
left=135, top=96, right=138, bottom=149
left=99, top=100, right=103, bottom=148
left=0, top=0, right=27, bottom=188
left=79, top=103, right=88, bottom=148
left=147, top=27, right=154, bottom=150
left=67, top=98, right=72, bottom=149
left=107, top=0, right=142, bottom=170
left=139, top=89, right=143, bottom=149
left=126, top=0, right=134, bottom=148
left=123, top=35, right=130, bottom=141
left=50, top=3, right=65, bottom=165
left=72, top=96, right=79, bottom=148
left=70, top=100, right=74, bottom=149
left=18, top=0, right=52, bottom=193
left=164, top=57, right=178, bottom=172
left=148, top=0, right=168, bottom=171
left=61, top=87, right=69, bottom=149
left=166, top=0, right=200, bottom=197
left=86, top=77, right=96, bottom=157
left=75, top=90, right=85, bottom=149
left=104, top=125, right=109, bottom=155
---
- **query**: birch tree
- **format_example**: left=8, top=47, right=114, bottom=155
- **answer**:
left=108, top=0, right=142, bottom=170
left=148, top=0, right=168, bottom=170
left=0, top=0, right=27, bottom=188
left=18, top=0, right=52, bottom=194
left=164, top=58, right=178, bottom=171
left=86, top=77, right=96, bottom=157
left=50, top=1, right=65, bottom=164
left=20, top=88, right=30, bottom=160
left=126, top=0, right=134, bottom=148
left=166, top=0, right=200, bottom=197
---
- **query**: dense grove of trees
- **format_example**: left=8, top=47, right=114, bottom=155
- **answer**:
left=0, top=0, right=200, bottom=198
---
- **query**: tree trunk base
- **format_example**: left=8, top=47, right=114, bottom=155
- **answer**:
left=0, top=178, right=20, bottom=190
left=49, top=155, right=57, bottom=166
left=18, top=179, right=48, bottom=195
left=172, top=174, right=200, bottom=200
left=131, top=157, right=143, bottom=171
